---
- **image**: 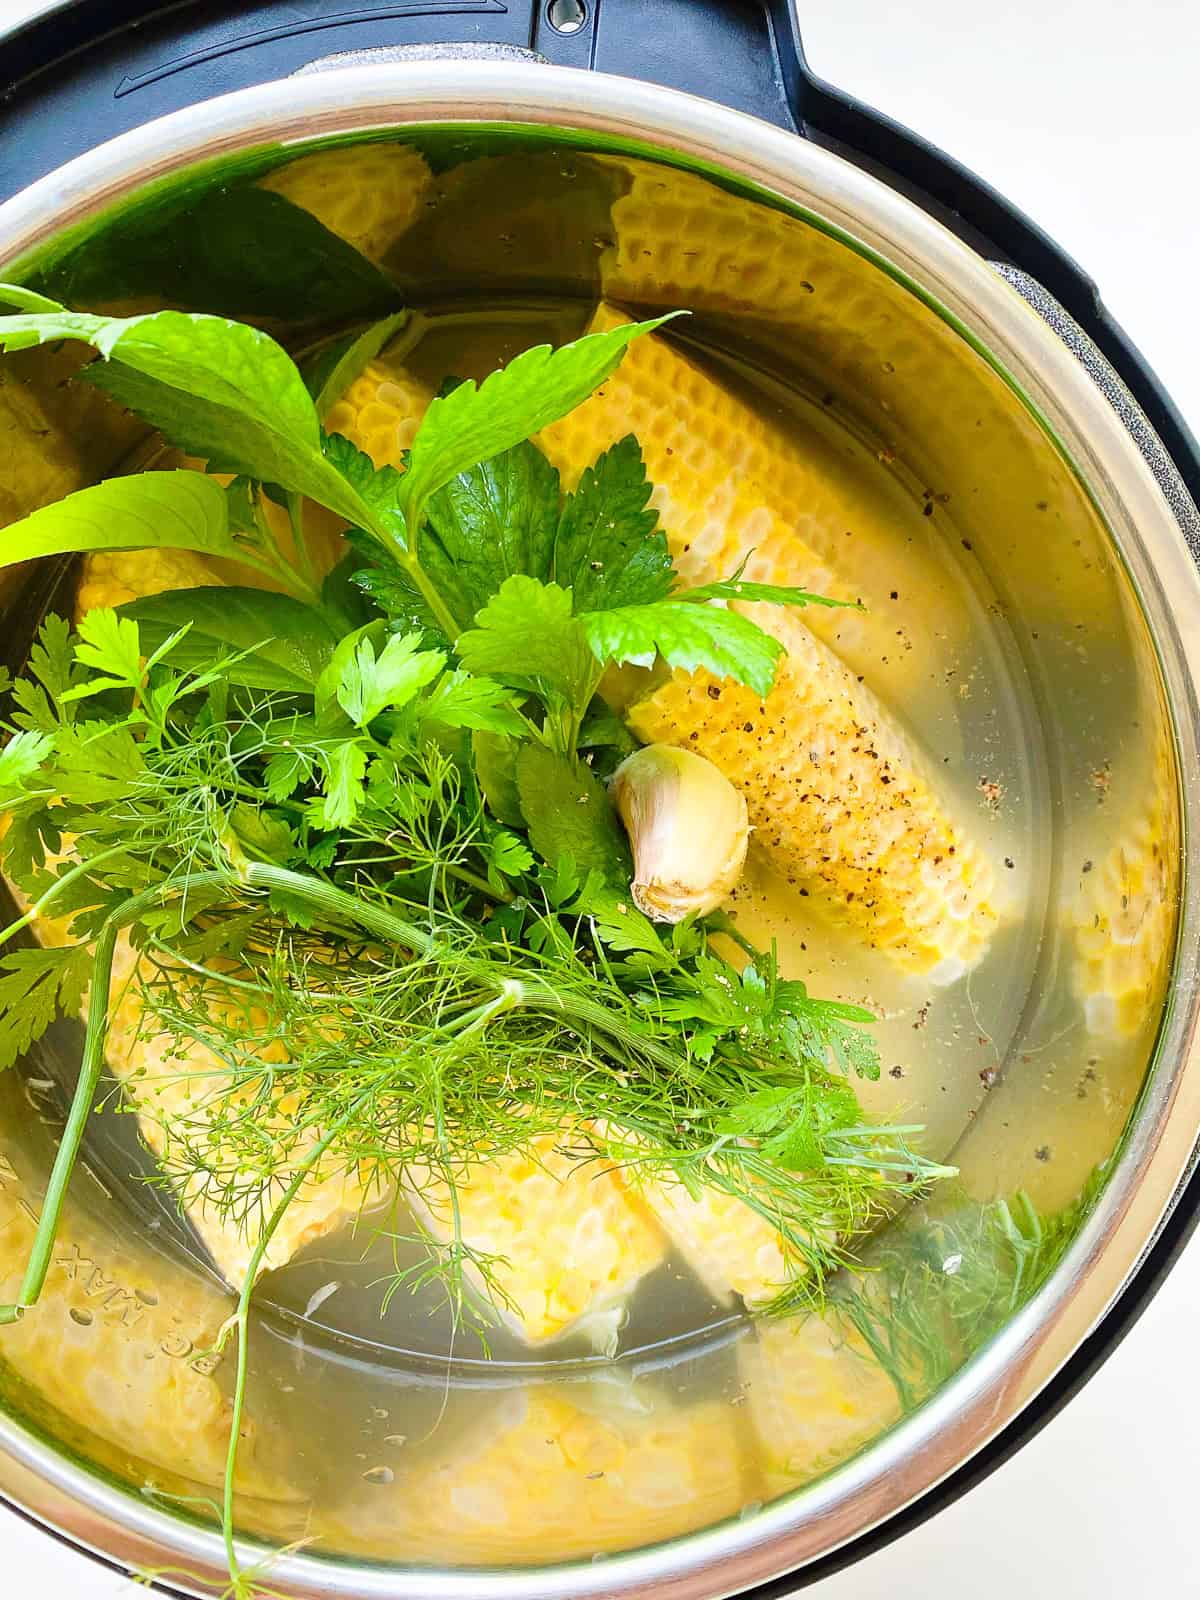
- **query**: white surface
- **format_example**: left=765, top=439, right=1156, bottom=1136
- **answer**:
left=1, top=0, right=1199, bottom=1595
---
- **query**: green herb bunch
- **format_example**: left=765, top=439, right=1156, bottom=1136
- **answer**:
left=0, top=288, right=954, bottom=1590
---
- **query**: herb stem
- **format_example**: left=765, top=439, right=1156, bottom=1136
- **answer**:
left=242, top=862, right=433, bottom=954
left=0, top=843, right=130, bottom=951
left=285, top=491, right=319, bottom=594
left=397, top=549, right=462, bottom=644
left=219, top=1095, right=370, bottom=1591
left=0, top=915, right=118, bottom=1321
left=0, top=869, right=231, bottom=1323
left=446, top=979, right=525, bottom=1038
left=443, top=861, right=513, bottom=903
left=228, top=545, right=321, bottom=608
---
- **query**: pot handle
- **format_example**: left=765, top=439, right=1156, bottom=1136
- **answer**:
left=991, top=264, right=1200, bottom=556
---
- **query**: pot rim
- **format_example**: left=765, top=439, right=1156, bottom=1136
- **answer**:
left=0, top=59, right=1198, bottom=1600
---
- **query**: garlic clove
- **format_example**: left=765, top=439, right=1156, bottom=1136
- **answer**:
left=610, top=744, right=749, bottom=923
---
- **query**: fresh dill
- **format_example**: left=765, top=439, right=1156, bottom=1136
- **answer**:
left=831, top=1170, right=1109, bottom=1411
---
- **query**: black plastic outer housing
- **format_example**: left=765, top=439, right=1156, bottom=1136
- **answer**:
left=2, top=0, right=1200, bottom=1592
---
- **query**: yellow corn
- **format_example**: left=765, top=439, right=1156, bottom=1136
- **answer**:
left=1071, top=732, right=1177, bottom=1036
left=319, top=1383, right=758, bottom=1563
left=25, top=896, right=375, bottom=1288
left=323, top=363, right=434, bottom=470
left=0, top=1139, right=295, bottom=1507
left=404, top=1133, right=667, bottom=1344
left=75, top=545, right=221, bottom=619
left=629, top=603, right=999, bottom=981
left=737, top=1311, right=901, bottom=1498
left=538, top=303, right=958, bottom=697
left=259, top=143, right=433, bottom=264
left=603, top=1141, right=802, bottom=1309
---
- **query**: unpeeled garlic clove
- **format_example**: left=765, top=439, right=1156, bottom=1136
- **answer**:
left=610, top=743, right=749, bottom=923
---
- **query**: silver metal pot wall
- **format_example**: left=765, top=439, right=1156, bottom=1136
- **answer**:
left=0, top=58, right=1197, bottom=1600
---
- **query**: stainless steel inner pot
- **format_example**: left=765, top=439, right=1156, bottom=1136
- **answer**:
left=0, top=61, right=1197, bottom=1600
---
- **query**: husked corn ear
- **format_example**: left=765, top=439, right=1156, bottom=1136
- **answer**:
left=404, top=1132, right=666, bottom=1344
left=1072, top=733, right=1177, bottom=1037
left=539, top=305, right=955, bottom=692
left=541, top=309, right=847, bottom=599
left=0, top=1144, right=292, bottom=1501
left=23, top=892, right=376, bottom=1287
left=738, top=1312, right=901, bottom=1497
left=613, top=1166, right=793, bottom=1308
left=321, top=1384, right=758, bottom=1563
left=629, top=604, right=999, bottom=981
left=259, top=143, right=433, bottom=263
left=75, top=545, right=221, bottom=619
left=323, top=362, right=435, bottom=471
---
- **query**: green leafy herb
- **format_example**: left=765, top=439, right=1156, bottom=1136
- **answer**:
left=336, top=632, right=445, bottom=727
left=515, top=743, right=629, bottom=883
left=582, top=598, right=785, bottom=698
left=0, top=730, right=55, bottom=799
left=0, top=288, right=369, bottom=538
left=833, top=1171, right=1107, bottom=1410
left=119, top=588, right=341, bottom=693
left=419, top=672, right=526, bottom=737
left=0, top=944, right=92, bottom=1072
left=457, top=577, right=602, bottom=722
left=397, top=313, right=682, bottom=538
left=35, top=184, right=404, bottom=328
left=306, top=311, right=412, bottom=417
left=471, top=731, right=524, bottom=825
left=553, top=435, right=671, bottom=610
left=424, top=439, right=561, bottom=619
left=682, top=576, right=856, bottom=608
left=0, top=471, right=241, bottom=573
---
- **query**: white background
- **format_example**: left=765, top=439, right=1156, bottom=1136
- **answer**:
left=1, top=0, right=1199, bottom=1594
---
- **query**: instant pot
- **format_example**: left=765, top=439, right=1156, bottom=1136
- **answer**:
left=1, top=2, right=1199, bottom=1597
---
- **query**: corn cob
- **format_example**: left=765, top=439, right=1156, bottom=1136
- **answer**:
left=629, top=603, right=999, bottom=982
left=737, top=1311, right=901, bottom=1498
left=323, top=363, right=434, bottom=470
left=0, top=1135, right=295, bottom=1505
left=1071, top=730, right=1177, bottom=1037
left=258, top=143, right=433, bottom=264
left=624, top=1175, right=794, bottom=1309
left=403, top=1132, right=667, bottom=1344
left=75, top=545, right=220, bottom=618
left=602, top=1138, right=803, bottom=1309
left=319, top=1383, right=758, bottom=1563
left=538, top=303, right=958, bottom=697
left=596, top=156, right=846, bottom=328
